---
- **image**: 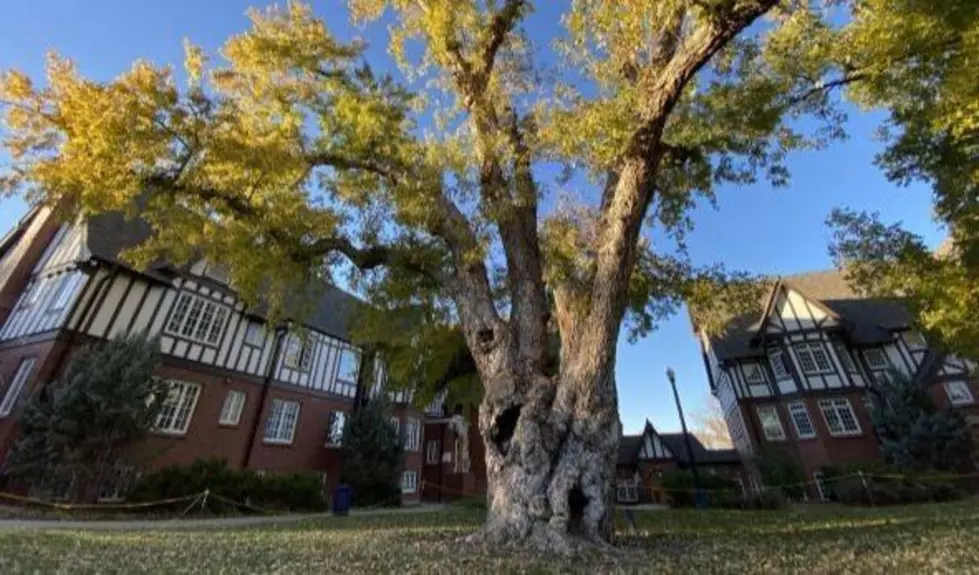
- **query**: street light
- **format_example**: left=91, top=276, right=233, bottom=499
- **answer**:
left=667, top=367, right=705, bottom=508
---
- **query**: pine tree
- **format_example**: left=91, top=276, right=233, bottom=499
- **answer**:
left=4, top=333, right=167, bottom=501
left=339, top=398, right=404, bottom=507
left=869, top=370, right=974, bottom=472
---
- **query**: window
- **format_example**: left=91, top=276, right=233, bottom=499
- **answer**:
left=264, top=399, right=300, bottom=444
left=46, top=275, right=75, bottom=314
left=863, top=348, right=889, bottom=370
left=756, top=406, right=786, bottom=441
left=165, top=292, right=229, bottom=345
left=244, top=323, right=265, bottom=347
left=787, top=401, right=816, bottom=439
left=0, top=358, right=36, bottom=417
left=401, top=470, right=418, bottom=493
left=616, top=479, right=639, bottom=503
left=832, top=342, right=859, bottom=374
left=284, top=335, right=312, bottom=371
left=769, top=350, right=791, bottom=380
left=17, top=282, right=41, bottom=311
left=325, top=411, right=347, bottom=446
left=218, top=390, right=246, bottom=426
left=818, top=398, right=861, bottom=436
left=404, top=417, right=421, bottom=452
left=904, top=331, right=927, bottom=348
left=945, top=381, right=975, bottom=406
left=154, top=381, right=201, bottom=435
left=337, top=349, right=360, bottom=384
left=793, top=342, right=834, bottom=375
left=426, top=440, right=440, bottom=464
left=742, top=362, right=766, bottom=384
left=454, top=437, right=470, bottom=473
left=390, top=416, right=400, bottom=435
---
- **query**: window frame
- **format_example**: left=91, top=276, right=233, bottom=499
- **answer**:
left=218, top=390, right=246, bottom=426
left=425, top=440, right=440, bottom=464
left=817, top=398, right=862, bottom=437
left=944, top=380, right=975, bottom=406
left=45, top=275, right=75, bottom=315
left=336, top=349, right=361, bottom=385
left=154, top=381, right=202, bottom=436
left=244, top=323, right=266, bottom=347
left=742, top=362, right=766, bottom=384
left=787, top=401, right=817, bottom=440
left=283, top=335, right=313, bottom=371
left=403, top=417, right=422, bottom=452
left=793, top=342, right=835, bottom=376
left=756, top=405, right=786, bottom=441
left=863, top=348, right=890, bottom=370
left=769, top=350, right=791, bottom=380
left=832, top=342, right=859, bottom=374
left=324, top=410, right=347, bottom=447
left=616, top=479, right=640, bottom=503
left=164, top=291, right=230, bottom=347
left=263, top=398, right=301, bottom=445
left=0, top=358, right=37, bottom=417
left=401, top=470, right=418, bottom=494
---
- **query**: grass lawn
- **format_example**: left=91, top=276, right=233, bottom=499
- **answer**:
left=1, top=500, right=978, bottom=574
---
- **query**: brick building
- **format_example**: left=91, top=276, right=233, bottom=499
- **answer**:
left=0, top=207, right=481, bottom=503
left=692, top=270, right=979, bottom=499
left=616, top=420, right=746, bottom=505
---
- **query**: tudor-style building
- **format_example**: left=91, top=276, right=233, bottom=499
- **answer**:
left=616, top=420, right=746, bottom=504
left=0, top=206, right=436, bottom=502
left=692, top=269, right=978, bottom=498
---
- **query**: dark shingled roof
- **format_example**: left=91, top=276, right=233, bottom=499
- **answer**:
left=619, top=426, right=742, bottom=466
left=700, top=269, right=913, bottom=362
left=82, top=212, right=365, bottom=341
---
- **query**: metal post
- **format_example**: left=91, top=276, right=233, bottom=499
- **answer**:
left=667, top=367, right=704, bottom=508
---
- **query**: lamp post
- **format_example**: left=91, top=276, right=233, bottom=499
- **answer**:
left=667, top=367, right=704, bottom=508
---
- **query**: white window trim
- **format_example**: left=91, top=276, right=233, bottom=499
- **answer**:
left=863, top=348, right=890, bottom=370
left=793, top=342, right=835, bottom=376
left=336, top=349, right=361, bottom=385
left=164, top=292, right=230, bottom=347
left=218, top=390, right=246, bottom=426
left=244, top=323, right=266, bottom=347
left=264, top=399, right=301, bottom=445
left=325, top=410, right=347, bottom=447
left=616, top=479, right=640, bottom=503
left=742, top=362, right=766, bottom=384
left=944, top=381, right=975, bottom=406
left=404, top=417, right=422, bottom=452
left=401, top=470, right=418, bottom=493
left=756, top=405, right=786, bottom=441
left=154, top=381, right=201, bottom=436
left=787, top=401, right=817, bottom=440
left=0, top=358, right=37, bottom=417
left=817, top=398, right=862, bottom=437
left=283, top=335, right=313, bottom=371
left=769, top=350, right=791, bottom=380
left=46, top=275, right=75, bottom=314
left=832, top=342, right=859, bottom=374
left=425, top=440, right=440, bottom=464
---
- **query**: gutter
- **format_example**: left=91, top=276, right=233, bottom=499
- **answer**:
left=241, top=324, right=287, bottom=469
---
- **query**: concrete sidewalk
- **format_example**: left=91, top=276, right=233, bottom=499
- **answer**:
left=0, top=503, right=447, bottom=531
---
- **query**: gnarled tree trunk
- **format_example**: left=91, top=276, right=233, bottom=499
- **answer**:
left=470, top=338, right=621, bottom=552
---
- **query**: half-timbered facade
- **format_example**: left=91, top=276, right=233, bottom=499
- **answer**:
left=693, top=270, right=978, bottom=498
left=616, top=420, right=745, bottom=505
left=0, top=208, right=425, bottom=503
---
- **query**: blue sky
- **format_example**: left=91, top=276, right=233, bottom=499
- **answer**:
left=0, top=1, right=943, bottom=435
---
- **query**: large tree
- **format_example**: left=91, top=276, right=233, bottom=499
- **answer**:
left=827, top=0, right=979, bottom=359
left=1, top=1, right=879, bottom=548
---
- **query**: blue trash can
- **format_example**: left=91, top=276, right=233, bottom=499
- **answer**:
left=333, top=484, right=352, bottom=516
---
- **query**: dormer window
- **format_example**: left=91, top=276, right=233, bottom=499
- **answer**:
left=863, top=348, right=890, bottom=370
left=165, top=292, right=229, bottom=346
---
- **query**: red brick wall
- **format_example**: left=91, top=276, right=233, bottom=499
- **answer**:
left=0, top=336, right=68, bottom=464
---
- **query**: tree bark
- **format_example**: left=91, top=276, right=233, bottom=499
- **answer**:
left=473, top=354, right=620, bottom=552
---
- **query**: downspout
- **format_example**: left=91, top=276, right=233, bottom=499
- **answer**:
left=241, top=324, right=287, bottom=469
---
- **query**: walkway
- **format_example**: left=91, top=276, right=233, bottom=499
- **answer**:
left=0, top=503, right=447, bottom=531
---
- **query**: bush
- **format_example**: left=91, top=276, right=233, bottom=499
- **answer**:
left=741, top=490, right=786, bottom=510
left=127, top=458, right=326, bottom=512
left=452, top=496, right=488, bottom=511
left=823, top=465, right=966, bottom=506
